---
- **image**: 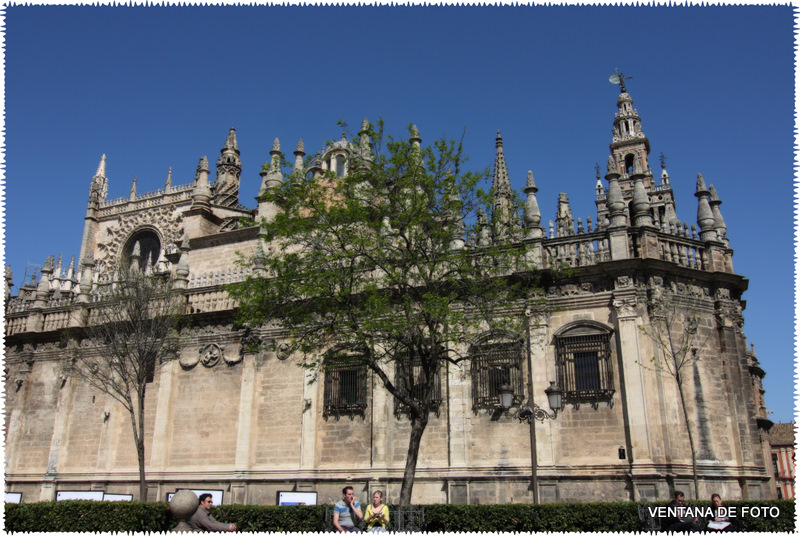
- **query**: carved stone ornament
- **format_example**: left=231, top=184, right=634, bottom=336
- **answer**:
left=277, top=342, right=291, bottom=360
left=715, top=301, right=744, bottom=330
left=200, top=343, right=222, bottom=367
left=615, top=275, right=632, bottom=288
left=613, top=297, right=637, bottom=318
left=715, top=288, right=731, bottom=301
left=179, top=349, right=200, bottom=369
left=94, top=207, right=183, bottom=273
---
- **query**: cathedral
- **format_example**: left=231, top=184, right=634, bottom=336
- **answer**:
left=4, top=82, right=774, bottom=505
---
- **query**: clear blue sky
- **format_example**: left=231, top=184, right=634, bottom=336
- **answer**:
left=3, top=4, right=795, bottom=423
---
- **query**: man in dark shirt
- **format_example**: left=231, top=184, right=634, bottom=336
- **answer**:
left=663, top=490, right=702, bottom=532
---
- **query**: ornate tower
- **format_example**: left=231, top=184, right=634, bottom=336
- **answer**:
left=213, top=128, right=242, bottom=207
left=596, top=74, right=680, bottom=229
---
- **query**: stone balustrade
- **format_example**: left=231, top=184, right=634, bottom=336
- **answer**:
left=4, top=226, right=731, bottom=338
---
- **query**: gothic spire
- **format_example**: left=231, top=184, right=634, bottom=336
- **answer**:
left=129, top=176, right=137, bottom=201
left=491, top=131, right=515, bottom=237
left=88, top=154, right=108, bottom=205
left=165, top=167, right=172, bottom=192
left=95, top=154, right=106, bottom=178
left=214, top=127, right=242, bottom=207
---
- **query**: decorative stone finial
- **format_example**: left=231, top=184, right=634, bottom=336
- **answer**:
left=225, top=127, right=238, bottom=150
left=606, top=155, right=617, bottom=175
left=525, top=170, right=537, bottom=192
left=272, top=138, right=281, bottom=153
left=696, top=173, right=709, bottom=195
left=296, top=139, right=304, bottom=153
left=198, top=156, right=210, bottom=173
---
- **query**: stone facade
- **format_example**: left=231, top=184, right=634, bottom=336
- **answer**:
left=4, top=86, right=773, bottom=505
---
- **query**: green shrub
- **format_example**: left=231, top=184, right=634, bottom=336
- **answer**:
left=5, top=500, right=173, bottom=532
left=4, top=498, right=794, bottom=532
left=211, top=504, right=326, bottom=532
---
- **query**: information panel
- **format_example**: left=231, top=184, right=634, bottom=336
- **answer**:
left=277, top=491, right=318, bottom=506
left=56, top=490, right=105, bottom=501
left=167, top=489, right=224, bottom=505
left=103, top=493, right=133, bottom=502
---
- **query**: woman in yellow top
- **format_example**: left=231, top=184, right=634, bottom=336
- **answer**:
left=364, top=490, right=389, bottom=532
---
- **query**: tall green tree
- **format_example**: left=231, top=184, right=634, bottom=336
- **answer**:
left=229, top=121, right=540, bottom=504
left=64, top=265, right=185, bottom=501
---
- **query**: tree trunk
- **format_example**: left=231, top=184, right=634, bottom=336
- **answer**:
left=676, top=377, right=699, bottom=499
left=398, top=414, right=429, bottom=505
left=129, top=390, right=148, bottom=502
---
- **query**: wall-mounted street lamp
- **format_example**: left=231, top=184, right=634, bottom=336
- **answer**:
left=498, top=381, right=563, bottom=422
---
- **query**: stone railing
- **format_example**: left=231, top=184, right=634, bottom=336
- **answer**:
left=3, top=227, right=729, bottom=337
left=187, top=287, right=238, bottom=314
left=188, top=267, right=251, bottom=288
left=5, top=280, right=246, bottom=337
left=542, top=232, right=610, bottom=269
left=99, top=188, right=192, bottom=217
left=6, top=315, right=28, bottom=336
left=42, top=309, right=71, bottom=332
left=654, top=233, right=704, bottom=270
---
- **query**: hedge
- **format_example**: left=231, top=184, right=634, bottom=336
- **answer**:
left=5, top=499, right=795, bottom=532
left=4, top=500, right=174, bottom=532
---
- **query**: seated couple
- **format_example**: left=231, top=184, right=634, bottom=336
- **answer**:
left=334, top=487, right=389, bottom=533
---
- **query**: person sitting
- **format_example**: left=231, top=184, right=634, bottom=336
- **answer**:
left=333, top=486, right=363, bottom=533
left=662, top=490, right=702, bottom=532
left=706, top=493, right=734, bottom=532
left=189, top=493, right=237, bottom=532
left=364, top=490, right=390, bottom=532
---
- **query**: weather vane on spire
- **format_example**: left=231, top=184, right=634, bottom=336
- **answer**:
left=609, top=68, right=632, bottom=93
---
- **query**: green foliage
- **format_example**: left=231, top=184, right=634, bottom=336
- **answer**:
left=211, top=504, right=326, bottom=532
left=423, top=502, right=640, bottom=532
left=228, top=120, right=540, bottom=416
left=4, top=500, right=174, bottom=532
left=5, top=500, right=794, bottom=532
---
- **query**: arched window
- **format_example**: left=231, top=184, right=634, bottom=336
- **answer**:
left=554, top=321, right=614, bottom=402
left=625, top=154, right=635, bottom=175
left=335, top=155, right=347, bottom=177
left=122, top=229, right=161, bottom=272
left=470, top=334, right=525, bottom=411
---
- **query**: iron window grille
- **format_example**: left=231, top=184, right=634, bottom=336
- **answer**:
left=323, top=358, right=367, bottom=419
left=555, top=331, right=614, bottom=402
left=471, top=341, right=525, bottom=411
left=394, top=359, right=443, bottom=418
